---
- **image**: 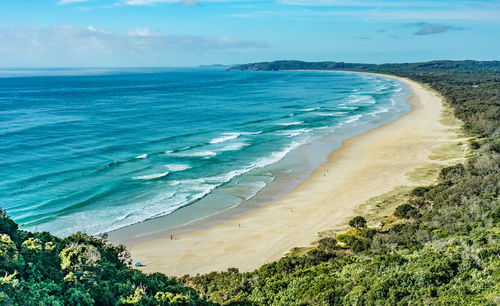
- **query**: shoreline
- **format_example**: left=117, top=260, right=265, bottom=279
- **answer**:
left=121, top=73, right=463, bottom=276
left=108, top=71, right=410, bottom=244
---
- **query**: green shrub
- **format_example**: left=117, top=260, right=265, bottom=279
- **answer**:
left=348, top=216, right=367, bottom=230
left=395, top=204, right=422, bottom=219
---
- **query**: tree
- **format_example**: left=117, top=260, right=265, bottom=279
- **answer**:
left=394, top=204, right=421, bottom=220
left=349, top=216, right=367, bottom=230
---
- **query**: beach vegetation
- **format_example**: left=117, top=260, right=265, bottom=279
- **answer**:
left=348, top=216, right=367, bottom=230
left=0, top=210, right=203, bottom=305
left=394, top=204, right=421, bottom=220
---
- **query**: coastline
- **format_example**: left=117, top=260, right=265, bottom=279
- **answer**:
left=120, top=73, right=464, bottom=276
left=107, top=71, right=410, bottom=243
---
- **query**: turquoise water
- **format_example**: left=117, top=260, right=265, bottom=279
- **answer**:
left=0, top=68, right=410, bottom=236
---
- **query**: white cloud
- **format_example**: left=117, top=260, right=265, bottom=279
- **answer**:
left=127, top=27, right=153, bottom=36
left=88, top=26, right=111, bottom=34
left=57, top=0, right=88, bottom=5
left=0, top=25, right=269, bottom=66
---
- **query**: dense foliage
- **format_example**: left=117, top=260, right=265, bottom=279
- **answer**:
left=183, top=61, right=500, bottom=304
left=0, top=211, right=205, bottom=305
left=1, top=61, right=498, bottom=304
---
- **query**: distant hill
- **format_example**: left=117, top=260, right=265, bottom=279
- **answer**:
left=198, top=64, right=231, bottom=69
left=229, top=59, right=500, bottom=72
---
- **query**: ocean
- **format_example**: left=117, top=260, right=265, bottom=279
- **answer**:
left=0, top=68, right=411, bottom=237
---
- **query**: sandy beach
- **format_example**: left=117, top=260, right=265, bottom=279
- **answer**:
left=125, top=73, right=464, bottom=276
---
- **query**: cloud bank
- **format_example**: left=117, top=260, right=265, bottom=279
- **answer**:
left=0, top=25, right=269, bottom=66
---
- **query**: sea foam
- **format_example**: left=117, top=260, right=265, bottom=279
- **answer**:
left=276, top=121, right=304, bottom=126
left=175, top=150, right=217, bottom=157
left=209, top=132, right=240, bottom=144
left=165, top=164, right=192, bottom=172
left=317, top=112, right=347, bottom=117
left=133, top=171, right=169, bottom=180
left=218, top=142, right=250, bottom=152
left=343, top=114, right=363, bottom=124
left=302, top=107, right=320, bottom=112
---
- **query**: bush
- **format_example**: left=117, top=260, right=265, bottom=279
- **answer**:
left=411, top=186, right=430, bottom=197
left=349, top=216, right=367, bottom=230
left=394, top=204, right=422, bottom=220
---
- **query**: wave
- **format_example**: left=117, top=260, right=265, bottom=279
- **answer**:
left=175, top=150, right=217, bottom=157
left=301, top=107, right=320, bottom=112
left=276, top=121, right=304, bottom=126
left=109, top=190, right=181, bottom=230
left=343, top=114, right=363, bottom=124
left=348, top=95, right=376, bottom=105
left=369, top=107, right=390, bottom=115
left=165, top=140, right=306, bottom=208
left=337, top=105, right=358, bottom=110
left=205, top=168, right=252, bottom=184
left=239, top=131, right=263, bottom=135
left=254, top=141, right=302, bottom=169
left=165, top=164, right=192, bottom=172
left=209, top=132, right=240, bottom=144
left=218, top=142, right=250, bottom=152
left=281, top=129, right=312, bottom=137
left=243, top=181, right=269, bottom=200
left=135, top=154, right=148, bottom=159
left=132, top=171, right=169, bottom=180
left=169, top=178, right=207, bottom=186
left=141, top=183, right=220, bottom=220
left=317, top=112, right=347, bottom=117
left=165, top=147, right=191, bottom=154
left=183, top=141, right=299, bottom=183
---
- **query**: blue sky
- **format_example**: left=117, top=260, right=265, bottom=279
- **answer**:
left=0, top=0, right=499, bottom=67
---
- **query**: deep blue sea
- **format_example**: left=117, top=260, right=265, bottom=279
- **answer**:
left=0, top=68, right=410, bottom=236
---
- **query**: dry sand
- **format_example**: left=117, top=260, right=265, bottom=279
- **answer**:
left=127, top=73, right=463, bottom=276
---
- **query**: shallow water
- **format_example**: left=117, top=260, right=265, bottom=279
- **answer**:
left=0, top=68, right=410, bottom=236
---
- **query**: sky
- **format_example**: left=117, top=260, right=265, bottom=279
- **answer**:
left=0, top=0, right=499, bottom=67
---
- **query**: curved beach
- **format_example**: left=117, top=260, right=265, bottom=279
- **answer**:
left=126, top=74, right=462, bottom=276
